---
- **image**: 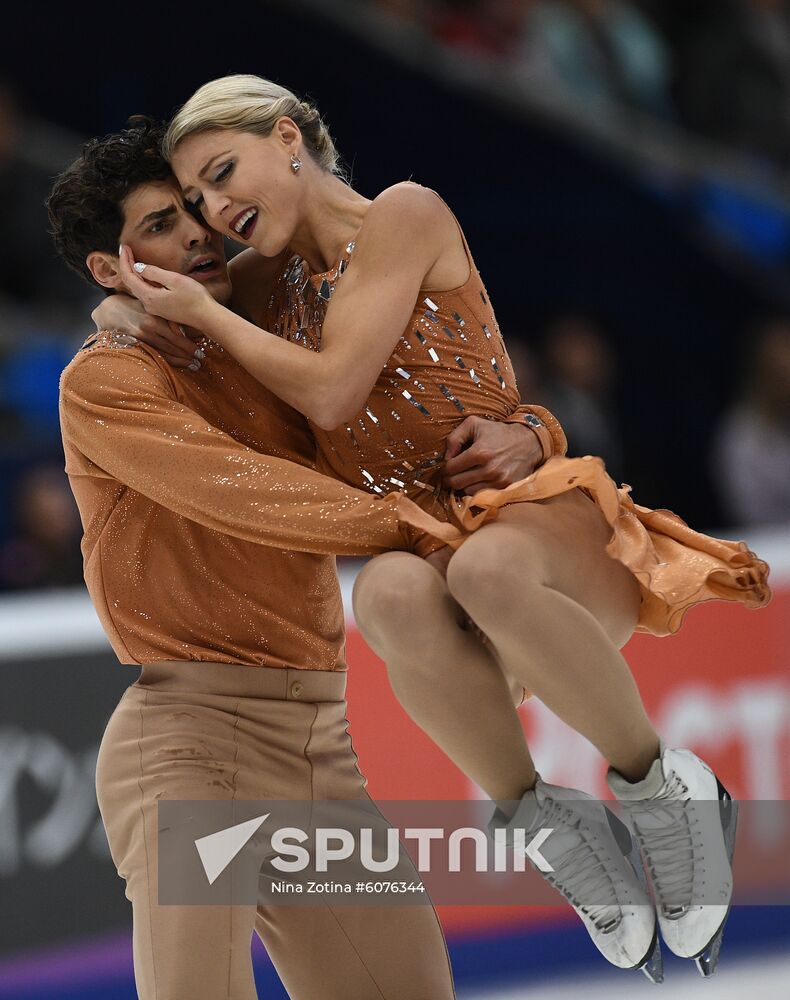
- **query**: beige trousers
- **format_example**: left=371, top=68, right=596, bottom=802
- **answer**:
left=95, top=660, right=456, bottom=1000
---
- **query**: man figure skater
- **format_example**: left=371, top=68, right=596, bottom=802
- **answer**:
left=49, top=119, right=546, bottom=999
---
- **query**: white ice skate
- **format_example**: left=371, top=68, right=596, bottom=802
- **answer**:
left=607, top=742, right=738, bottom=977
left=488, top=776, right=663, bottom=983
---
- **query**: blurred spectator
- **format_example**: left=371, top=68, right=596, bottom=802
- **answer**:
left=516, top=0, right=673, bottom=119
left=538, top=314, right=625, bottom=477
left=503, top=335, right=546, bottom=400
left=373, top=0, right=790, bottom=164
left=670, top=0, right=790, bottom=167
left=434, top=1, right=535, bottom=59
left=0, top=462, right=84, bottom=590
left=710, top=318, right=790, bottom=527
left=376, top=0, right=436, bottom=18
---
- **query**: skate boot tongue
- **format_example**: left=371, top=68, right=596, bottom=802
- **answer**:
left=606, top=754, right=666, bottom=801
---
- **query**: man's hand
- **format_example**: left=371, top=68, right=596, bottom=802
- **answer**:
left=91, top=294, right=201, bottom=369
left=118, top=245, right=213, bottom=329
left=442, top=415, right=543, bottom=496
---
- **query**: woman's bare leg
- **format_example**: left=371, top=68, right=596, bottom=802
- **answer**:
left=352, top=551, right=538, bottom=802
left=445, top=489, right=660, bottom=782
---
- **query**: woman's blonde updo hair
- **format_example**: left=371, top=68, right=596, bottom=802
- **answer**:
left=162, top=74, right=344, bottom=177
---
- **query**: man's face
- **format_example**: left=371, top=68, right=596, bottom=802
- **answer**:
left=118, top=178, right=231, bottom=305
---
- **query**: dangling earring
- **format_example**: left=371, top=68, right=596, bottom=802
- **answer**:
left=290, top=152, right=302, bottom=174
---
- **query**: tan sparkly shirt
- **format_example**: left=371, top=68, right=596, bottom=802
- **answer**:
left=58, top=332, right=437, bottom=670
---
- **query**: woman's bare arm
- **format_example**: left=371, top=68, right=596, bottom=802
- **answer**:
left=117, top=184, right=451, bottom=429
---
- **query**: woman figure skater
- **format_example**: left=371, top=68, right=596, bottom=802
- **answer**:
left=111, top=75, right=771, bottom=982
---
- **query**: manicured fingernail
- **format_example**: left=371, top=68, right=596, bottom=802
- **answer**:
left=194, top=348, right=205, bottom=360
left=133, top=262, right=147, bottom=273
left=187, top=360, right=201, bottom=372
left=178, top=325, right=188, bottom=337
left=118, top=245, right=123, bottom=256
left=111, top=333, right=138, bottom=346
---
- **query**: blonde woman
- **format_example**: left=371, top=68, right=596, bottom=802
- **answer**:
left=110, top=75, right=770, bottom=980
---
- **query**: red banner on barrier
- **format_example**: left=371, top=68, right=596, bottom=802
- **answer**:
left=345, top=585, right=790, bottom=934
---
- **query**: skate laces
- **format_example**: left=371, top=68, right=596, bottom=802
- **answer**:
left=538, top=797, right=627, bottom=934
left=625, top=772, right=695, bottom=917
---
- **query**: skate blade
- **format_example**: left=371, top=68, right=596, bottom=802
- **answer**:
left=693, top=789, right=739, bottom=978
left=695, top=928, right=723, bottom=978
left=640, top=932, right=664, bottom=985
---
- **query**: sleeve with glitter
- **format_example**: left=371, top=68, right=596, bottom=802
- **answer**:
left=59, top=346, right=460, bottom=557
left=502, top=404, right=568, bottom=463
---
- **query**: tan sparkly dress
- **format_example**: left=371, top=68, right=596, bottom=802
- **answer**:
left=267, top=186, right=771, bottom=638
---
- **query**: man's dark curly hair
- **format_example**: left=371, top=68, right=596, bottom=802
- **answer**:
left=46, top=116, right=172, bottom=291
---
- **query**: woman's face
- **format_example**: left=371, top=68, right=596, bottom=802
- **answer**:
left=172, top=125, right=302, bottom=258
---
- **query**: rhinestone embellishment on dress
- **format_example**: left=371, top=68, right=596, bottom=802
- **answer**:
left=268, top=234, right=524, bottom=504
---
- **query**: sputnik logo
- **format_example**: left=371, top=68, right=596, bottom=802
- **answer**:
left=195, top=813, right=270, bottom=884
left=194, top=814, right=555, bottom=882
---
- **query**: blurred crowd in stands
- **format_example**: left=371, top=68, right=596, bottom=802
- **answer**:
left=0, top=83, right=94, bottom=592
left=506, top=313, right=790, bottom=531
left=376, top=0, right=790, bottom=167
left=2, top=1, right=790, bottom=593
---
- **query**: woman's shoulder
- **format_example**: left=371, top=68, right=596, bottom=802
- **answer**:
left=348, top=182, right=471, bottom=293
left=365, top=180, right=450, bottom=229
left=352, top=182, right=462, bottom=267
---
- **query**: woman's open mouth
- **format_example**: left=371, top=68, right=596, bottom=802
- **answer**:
left=230, top=207, right=259, bottom=242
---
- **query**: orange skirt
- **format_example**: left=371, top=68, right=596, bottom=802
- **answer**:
left=394, top=453, right=772, bottom=638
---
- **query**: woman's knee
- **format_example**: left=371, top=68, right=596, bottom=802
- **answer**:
left=445, top=529, right=543, bottom=615
left=352, top=552, right=448, bottom=645
left=446, top=519, right=641, bottom=649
